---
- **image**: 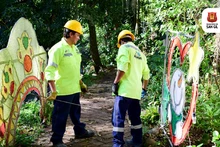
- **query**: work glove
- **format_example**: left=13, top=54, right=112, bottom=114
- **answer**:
left=112, top=83, right=119, bottom=96
left=141, top=88, right=147, bottom=99
left=80, top=82, right=88, bottom=93
left=47, top=91, right=57, bottom=101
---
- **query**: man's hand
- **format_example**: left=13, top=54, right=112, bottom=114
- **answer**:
left=80, top=82, right=88, bottom=93
left=47, top=91, right=57, bottom=101
left=141, top=88, right=147, bottom=99
left=112, top=83, right=119, bottom=96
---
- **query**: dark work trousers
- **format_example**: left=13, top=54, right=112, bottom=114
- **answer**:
left=50, top=93, right=86, bottom=144
left=112, top=96, right=142, bottom=147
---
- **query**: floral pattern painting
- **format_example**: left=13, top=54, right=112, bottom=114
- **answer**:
left=0, top=17, right=47, bottom=146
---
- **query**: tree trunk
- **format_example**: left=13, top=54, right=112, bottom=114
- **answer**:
left=135, top=0, right=140, bottom=34
left=88, top=20, right=102, bottom=74
left=131, top=0, right=137, bottom=30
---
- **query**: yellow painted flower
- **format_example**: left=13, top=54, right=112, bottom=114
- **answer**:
left=187, top=32, right=204, bottom=84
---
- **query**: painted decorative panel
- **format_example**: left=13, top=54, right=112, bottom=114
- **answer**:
left=0, top=17, right=47, bottom=146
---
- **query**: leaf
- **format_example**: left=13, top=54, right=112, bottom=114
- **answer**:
left=213, top=131, right=219, bottom=137
left=197, top=144, right=203, bottom=147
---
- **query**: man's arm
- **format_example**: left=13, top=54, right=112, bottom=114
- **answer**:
left=112, top=70, right=125, bottom=96
left=48, top=80, right=56, bottom=92
left=142, top=79, right=149, bottom=90
left=114, top=70, right=125, bottom=84
left=46, top=80, right=57, bottom=101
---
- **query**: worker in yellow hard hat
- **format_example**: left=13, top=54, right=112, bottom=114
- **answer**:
left=117, top=30, right=135, bottom=48
left=112, top=30, right=150, bottom=147
left=45, top=20, right=94, bottom=147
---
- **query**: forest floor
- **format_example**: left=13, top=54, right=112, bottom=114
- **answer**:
left=32, top=68, right=134, bottom=147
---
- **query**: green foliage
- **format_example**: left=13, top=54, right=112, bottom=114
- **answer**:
left=18, top=100, right=41, bottom=125
left=15, top=100, right=44, bottom=146
left=81, top=74, right=99, bottom=86
left=185, top=130, right=220, bottom=147
left=212, top=131, right=220, bottom=147
left=196, top=85, right=220, bottom=133
left=96, top=26, right=118, bottom=67
left=141, top=104, right=160, bottom=127
left=0, top=0, right=77, bottom=49
left=186, top=144, right=203, bottom=147
left=42, top=100, right=54, bottom=126
left=144, top=0, right=216, bottom=33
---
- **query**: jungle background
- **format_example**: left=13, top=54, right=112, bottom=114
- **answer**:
left=0, top=0, right=220, bottom=146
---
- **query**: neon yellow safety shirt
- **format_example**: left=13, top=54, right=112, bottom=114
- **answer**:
left=45, top=38, right=81, bottom=95
left=117, top=42, right=150, bottom=100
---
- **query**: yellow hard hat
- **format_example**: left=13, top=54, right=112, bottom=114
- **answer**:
left=117, top=30, right=135, bottom=48
left=64, top=20, right=83, bottom=35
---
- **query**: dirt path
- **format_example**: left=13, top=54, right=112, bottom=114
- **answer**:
left=33, top=70, right=131, bottom=147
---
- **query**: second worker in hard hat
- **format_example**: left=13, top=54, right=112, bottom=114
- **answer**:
left=45, top=20, right=94, bottom=147
left=112, top=30, right=150, bottom=147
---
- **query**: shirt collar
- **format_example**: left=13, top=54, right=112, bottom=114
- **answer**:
left=61, top=37, right=69, bottom=46
left=61, top=37, right=77, bottom=50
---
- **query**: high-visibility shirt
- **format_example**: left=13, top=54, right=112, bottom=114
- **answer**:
left=45, top=38, right=81, bottom=95
left=117, top=42, right=150, bottom=100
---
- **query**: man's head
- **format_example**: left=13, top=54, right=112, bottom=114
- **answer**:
left=117, top=30, right=135, bottom=48
left=63, top=20, right=83, bottom=45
